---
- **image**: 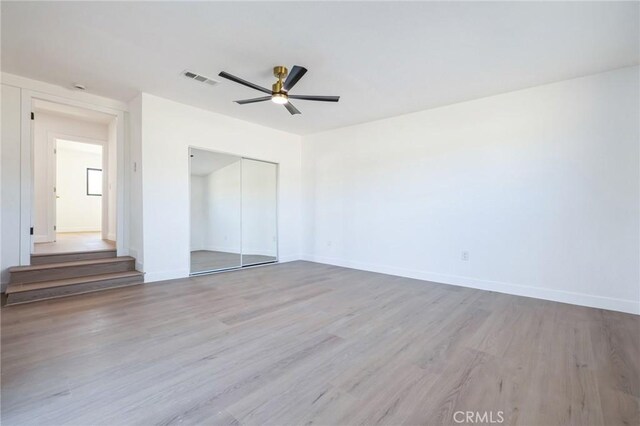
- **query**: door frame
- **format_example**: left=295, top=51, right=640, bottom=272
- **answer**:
left=19, top=90, right=127, bottom=264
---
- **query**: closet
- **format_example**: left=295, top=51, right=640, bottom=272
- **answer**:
left=189, top=148, right=277, bottom=274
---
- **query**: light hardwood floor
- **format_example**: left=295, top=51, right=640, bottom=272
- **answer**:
left=1, top=261, right=638, bottom=425
left=33, top=232, right=115, bottom=254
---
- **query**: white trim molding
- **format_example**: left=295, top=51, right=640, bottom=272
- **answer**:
left=2, top=73, right=128, bottom=111
left=144, top=269, right=190, bottom=284
left=301, top=255, right=640, bottom=315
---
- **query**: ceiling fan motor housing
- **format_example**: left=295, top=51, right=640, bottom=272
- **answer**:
left=272, top=81, right=284, bottom=93
left=273, top=66, right=288, bottom=94
left=273, top=66, right=288, bottom=80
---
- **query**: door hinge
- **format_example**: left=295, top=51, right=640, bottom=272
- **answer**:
left=30, top=227, right=34, bottom=235
left=54, top=148, right=57, bottom=154
left=31, top=112, right=34, bottom=120
left=54, top=225, right=57, bottom=231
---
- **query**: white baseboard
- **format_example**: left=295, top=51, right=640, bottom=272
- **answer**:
left=301, top=255, right=639, bottom=315
left=144, top=269, right=190, bottom=283
left=278, top=254, right=302, bottom=263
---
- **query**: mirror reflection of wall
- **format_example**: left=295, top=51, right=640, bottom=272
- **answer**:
left=241, top=158, right=277, bottom=266
left=189, top=149, right=278, bottom=274
left=190, top=149, right=242, bottom=273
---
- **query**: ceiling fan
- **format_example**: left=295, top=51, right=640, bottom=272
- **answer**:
left=218, top=65, right=339, bottom=115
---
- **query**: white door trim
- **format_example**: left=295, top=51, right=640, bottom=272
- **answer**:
left=19, top=90, right=127, bottom=265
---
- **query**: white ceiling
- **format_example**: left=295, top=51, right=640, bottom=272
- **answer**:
left=190, top=148, right=239, bottom=177
left=2, top=2, right=638, bottom=135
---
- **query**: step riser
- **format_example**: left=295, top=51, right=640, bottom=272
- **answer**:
left=6, top=276, right=143, bottom=305
left=10, top=260, right=135, bottom=284
left=31, top=251, right=117, bottom=265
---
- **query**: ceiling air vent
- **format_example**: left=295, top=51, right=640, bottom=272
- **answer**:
left=182, top=70, right=218, bottom=86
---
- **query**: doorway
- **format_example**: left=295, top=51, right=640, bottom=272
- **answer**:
left=30, top=99, right=117, bottom=255
left=189, top=148, right=278, bottom=274
left=33, top=139, right=114, bottom=254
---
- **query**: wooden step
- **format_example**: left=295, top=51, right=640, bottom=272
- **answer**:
left=30, top=249, right=117, bottom=265
left=9, top=257, right=135, bottom=284
left=5, top=271, right=144, bottom=305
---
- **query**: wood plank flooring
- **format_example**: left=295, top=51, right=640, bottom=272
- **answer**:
left=33, top=232, right=115, bottom=254
left=1, top=261, right=638, bottom=425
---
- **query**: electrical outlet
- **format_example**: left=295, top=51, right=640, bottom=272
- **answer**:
left=461, top=250, right=470, bottom=261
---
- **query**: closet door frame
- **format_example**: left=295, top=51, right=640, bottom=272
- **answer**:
left=187, top=146, right=279, bottom=276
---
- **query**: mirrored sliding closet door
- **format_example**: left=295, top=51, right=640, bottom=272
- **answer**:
left=241, top=158, right=278, bottom=267
left=189, top=148, right=242, bottom=273
left=189, top=149, right=278, bottom=275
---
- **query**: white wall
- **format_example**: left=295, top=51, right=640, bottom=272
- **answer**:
left=55, top=141, right=102, bottom=232
left=138, top=93, right=302, bottom=282
left=33, top=112, right=108, bottom=240
left=1, top=84, right=22, bottom=288
left=302, top=66, right=640, bottom=314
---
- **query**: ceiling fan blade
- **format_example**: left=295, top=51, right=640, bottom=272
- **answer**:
left=218, top=71, right=272, bottom=94
left=288, top=95, right=340, bottom=102
left=283, top=65, right=307, bottom=91
left=284, top=102, right=301, bottom=115
left=235, top=96, right=271, bottom=105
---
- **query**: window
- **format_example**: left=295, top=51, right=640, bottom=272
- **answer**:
left=87, top=168, right=102, bottom=196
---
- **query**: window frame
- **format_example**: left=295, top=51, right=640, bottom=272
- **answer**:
left=86, top=167, right=103, bottom=196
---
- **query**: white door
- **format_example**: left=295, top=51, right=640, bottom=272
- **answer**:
left=52, top=138, right=58, bottom=242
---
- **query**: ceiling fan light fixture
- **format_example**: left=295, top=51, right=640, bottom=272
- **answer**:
left=271, top=93, right=288, bottom=104
left=219, top=65, right=339, bottom=115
